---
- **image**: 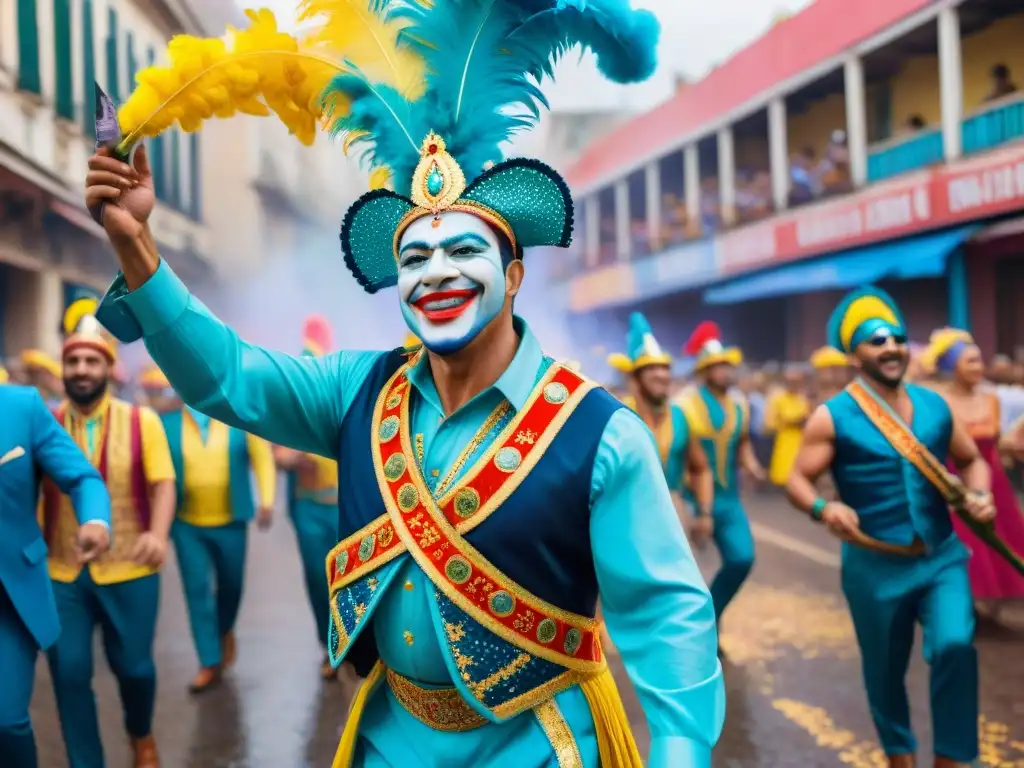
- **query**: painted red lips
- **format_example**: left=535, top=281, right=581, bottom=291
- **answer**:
left=411, top=288, right=479, bottom=322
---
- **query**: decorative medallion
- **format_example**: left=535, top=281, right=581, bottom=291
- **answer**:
left=377, top=524, right=394, bottom=548
left=378, top=415, right=400, bottom=443
left=543, top=381, right=569, bottom=405
left=453, top=487, right=480, bottom=519
left=536, top=618, right=558, bottom=645
left=385, top=392, right=403, bottom=411
left=445, top=555, right=472, bottom=585
left=397, top=483, right=420, bottom=512
left=494, top=446, right=522, bottom=473
left=334, top=550, right=349, bottom=576
left=384, top=453, right=407, bottom=482
left=409, top=133, right=467, bottom=211
left=358, top=534, right=376, bottom=563
left=489, top=590, right=516, bottom=618
left=563, top=628, right=582, bottom=656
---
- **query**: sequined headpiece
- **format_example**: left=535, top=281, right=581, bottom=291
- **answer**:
left=607, top=312, right=671, bottom=373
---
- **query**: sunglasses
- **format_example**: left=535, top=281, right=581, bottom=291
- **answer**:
left=868, top=331, right=907, bottom=346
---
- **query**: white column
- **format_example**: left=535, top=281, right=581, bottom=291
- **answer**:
left=768, top=97, right=789, bottom=211
left=844, top=54, right=868, bottom=186
left=938, top=5, right=963, bottom=161
left=684, top=144, right=700, bottom=234
left=37, top=270, right=64, bottom=356
left=644, top=161, right=661, bottom=251
left=179, top=130, right=191, bottom=212
left=584, top=195, right=599, bottom=268
left=93, top=0, right=107, bottom=93
left=37, top=0, right=55, bottom=100
left=0, top=0, right=19, bottom=76
left=717, top=126, right=736, bottom=225
left=614, top=179, right=630, bottom=262
left=70, top=0, right=85, bottom=122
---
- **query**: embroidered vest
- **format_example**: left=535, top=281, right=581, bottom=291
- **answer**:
left=43, top=398, right=153, bottom=585
left=680, top=387, right=748, bottom=496
left=326, top=350, right=622, bottom=721
left=827, top=384, right=954, bottom=548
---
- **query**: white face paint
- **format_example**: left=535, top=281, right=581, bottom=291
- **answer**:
left=397, top=211, right=508, bottom=355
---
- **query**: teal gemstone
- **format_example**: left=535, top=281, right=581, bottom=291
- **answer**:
left=426, top=166, right=444, bottom=196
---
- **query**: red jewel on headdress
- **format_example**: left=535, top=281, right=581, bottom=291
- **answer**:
left=428, top=143, right=438, bottom=154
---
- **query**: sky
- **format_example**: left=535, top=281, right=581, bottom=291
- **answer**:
left=253, top=0, right=815, bottom=112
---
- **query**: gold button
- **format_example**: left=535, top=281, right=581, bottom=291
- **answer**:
left=403, top=630, right=415, bottom=646
left=430, top=469, right=440, bottom=477
left=404, top=580, right=414, bottom=591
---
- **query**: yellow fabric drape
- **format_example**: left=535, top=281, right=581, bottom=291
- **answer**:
left=765, top=390, right=810, bottom=486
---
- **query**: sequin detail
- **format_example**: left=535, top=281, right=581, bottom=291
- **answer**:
left=453, top=487, right=480, bottom=518
left=383, top=453, right=406, bottom=481
left=494, top=446, right=522, bottom=472
left=378, top=415, right=400, bottom=442
left=544, top=382, right=569, bottom=404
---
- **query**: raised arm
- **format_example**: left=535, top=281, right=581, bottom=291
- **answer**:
left=785, top=404, right=836, bottom=514
left=87, top=147, right=380, bottom=457
left=591, top=409, right=724, bottom=767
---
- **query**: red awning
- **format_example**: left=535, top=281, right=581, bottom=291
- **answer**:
left=564, top=0, right=933, bottom=190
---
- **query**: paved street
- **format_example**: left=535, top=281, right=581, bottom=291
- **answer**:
left=30, top=493, right=1024, bottom=767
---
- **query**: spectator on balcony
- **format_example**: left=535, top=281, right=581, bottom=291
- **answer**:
left=700, top=177, right=720, bottom=233
left=820, top=130, right=852, bottom=195
left=660, top=192, right=689, bottom=245
left=900, top=114, right=927, bottom=135
left=985, top=63, right=1018, bottom=103
left=789, top=148, right=817, bottom=206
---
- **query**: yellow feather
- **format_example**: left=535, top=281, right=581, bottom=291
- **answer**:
left=117, top=9, right=345, bottom=150
left=368, top=166, right=391, bottom=190
left=63, top=297, right=99, bottom=336
left=297, top=0, right=427, bottom=100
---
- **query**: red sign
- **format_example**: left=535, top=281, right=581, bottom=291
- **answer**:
left=717, top=142, right=1024, bottom=274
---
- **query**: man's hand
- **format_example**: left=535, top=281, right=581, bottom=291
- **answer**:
left=962, top=490, right=996, bottom=524
left=131, top=532, right=169, bottom=568
left=688, top=515, right=714, bottom=548
left=76, top=522, right=110, bottom=564
left=256, top=507, right=274, bottom=531
left=85, top=146, right=153, bottom=241
left=821, top=502, right=861, bottom=542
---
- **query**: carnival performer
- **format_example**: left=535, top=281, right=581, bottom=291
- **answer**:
left=44, top=300, right=176, bottom=768
left=20, top=349, right=64, bottom=406
left=919, top=329, right=1024, bottom=608
left=786, top=287, right=995, bottom=768
left=678, top=322, right=765, bottom=620
left=809, top=345, right=850, bottom=406
left=274, top=316, right=340, bottom=679
left=85, top=1, right=723, bottom=765
left=140, top=365, right=276, bottom=693
left=608, top=312, right=714, bottom=526
left=0, top=383, right=110, bottom=768
left=764, top=366, right=810, bottom=487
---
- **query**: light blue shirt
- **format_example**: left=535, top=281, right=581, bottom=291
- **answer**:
left=104, top=260, right=725, bottom=766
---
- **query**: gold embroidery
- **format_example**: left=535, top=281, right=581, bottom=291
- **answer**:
left=515, top=428, right=538, bottom=445
left=535, top=699, right=584, bottom=768
left=354, top=603, right=367, bottom=621
left=366, top=577, right=379, bottom=593
left=403, top=630, right=415, bottom=646
left=385, top=668, right=488, bottom=732
left=467, top=653, right=532, bottom=698
left=418, top=522, right=441, bottom=548
left=404, top=580, right=414, bottom=591
left=453, top=647, right=475, bottom=672
left=433, top=400, right=511, bottom=498
left=445, top=621, right=466, bottom=643
left=513, top=609, right=536, bottom=633
left=415, top=433, right=424, bottom=466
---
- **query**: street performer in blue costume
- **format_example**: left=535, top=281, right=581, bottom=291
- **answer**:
left=786, top=286, right=996, bottom=768
left=82, top=1, right=724, bottom=766
left=608, top=312, right=713, bottom=522
left=678, top=321, right=765, bottom=621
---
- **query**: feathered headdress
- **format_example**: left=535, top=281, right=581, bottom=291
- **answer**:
left=302, top=314, right=333, bottom=357
left=918, top=327, right=975, bottom=374
left=684, top=321, right=742, bottom=372
left=826, top=286, right=905, bottom=354
left=809, top=346, right=848, bottom=370
left=105, top=0, right=660, bottom=293
left=607, top=311, right=671, bottom=374
left=62, top=298, right=116, bottom=363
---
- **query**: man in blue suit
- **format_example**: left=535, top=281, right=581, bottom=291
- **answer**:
left=0, top=383, right=112, bottom=767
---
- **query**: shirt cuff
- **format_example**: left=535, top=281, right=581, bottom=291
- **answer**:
left=81, top=519, right=110, bottom=529
left=648, top=736, right=712, bottom=768
left=119, top=258, right=191, bottom=336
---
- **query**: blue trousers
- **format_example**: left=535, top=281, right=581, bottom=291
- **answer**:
left=709, top=496, right=755, bottom=619
left=842, top=535, right=978, bottom=762
left=0, top=582, right=38, bottom=768
left=171, top=520, right=248, bottom=668
left=47, top=571, right=160, bottom=768
left=291, top=500, right=337, bottom=647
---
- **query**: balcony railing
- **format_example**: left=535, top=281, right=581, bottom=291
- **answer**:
left=962, top=93, right=1024, bottom=157
left=867, top=129, right=943, bottom=183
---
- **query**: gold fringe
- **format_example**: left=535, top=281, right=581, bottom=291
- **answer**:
left=579, top=667, right=644, bottom=768
left=332, top=660, right=385, bottom=768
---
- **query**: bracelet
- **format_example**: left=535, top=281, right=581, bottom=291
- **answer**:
left=810, top=497, right=827, bottom=522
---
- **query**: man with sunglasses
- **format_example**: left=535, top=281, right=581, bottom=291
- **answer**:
left=786, top=286, right=994, bottom=768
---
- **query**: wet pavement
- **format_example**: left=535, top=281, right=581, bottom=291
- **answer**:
left=30, top=493, right=1024, bottom=767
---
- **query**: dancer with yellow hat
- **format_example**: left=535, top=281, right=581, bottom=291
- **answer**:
left=809, top=345, right=850, bottom=405
left=274, top=316, right=341, bottom=679
left=678, top=321, right=764, bottom=621
left=44, top=299, right=176, bottom=768
left=608, top=312, right=714, bottom=519
left=85, top=0, right=723, bottom=763
left=787, top=287, right=997, bottom=768
left=19, top=348, right=63, bottom=406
